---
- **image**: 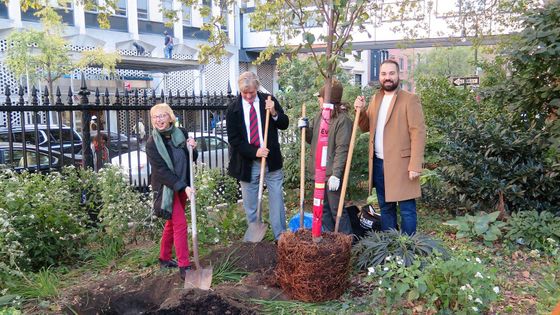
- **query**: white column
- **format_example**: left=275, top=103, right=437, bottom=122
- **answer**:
left=173, top=0, right=183, bottom=44
left=127, top=0, right=139, bottom=40
left=8, top=0, right=22, bottom=28
left=229, top=51, right=239, bottom=93
left=73, top=1, right=86, bottom=34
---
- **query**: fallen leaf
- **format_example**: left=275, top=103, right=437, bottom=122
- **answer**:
left=522, top=271, right=530, bottom=278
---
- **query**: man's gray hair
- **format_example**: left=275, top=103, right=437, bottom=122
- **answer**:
left=238, top=71, right=260, bottom=92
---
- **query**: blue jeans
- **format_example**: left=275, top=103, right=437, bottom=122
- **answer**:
left=240, top=160, right=286, bottom=240
left=373, top=156, right=417, bottom=235
left=164, top=45, right=173, bottom=59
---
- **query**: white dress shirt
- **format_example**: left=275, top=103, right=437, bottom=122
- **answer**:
left=375, top=94, right=394, bottom=159
left=242, top=96, right=264, bottom=147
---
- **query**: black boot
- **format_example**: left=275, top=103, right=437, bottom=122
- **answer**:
left=159, top=258, right=178, bottom=268
left=179, top=265, right=192, bottom=280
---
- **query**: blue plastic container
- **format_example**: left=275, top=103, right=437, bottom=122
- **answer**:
left=288, top=212, right=313, bottom=232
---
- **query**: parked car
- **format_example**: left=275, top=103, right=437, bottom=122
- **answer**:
left=111, top=133, right=229, bottom=186
left=0, top=124, right=82, bottom=155
left=0, top=142, right=81, bottom=172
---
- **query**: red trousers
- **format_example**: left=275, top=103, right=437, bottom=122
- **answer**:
left=159, top=191, right=191, bottom=267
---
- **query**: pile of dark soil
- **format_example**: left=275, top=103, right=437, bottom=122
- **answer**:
left=276, top=229, right=353, bottom=302
left=151, top=289, right=256, bottom=315
left=65, top=241, right=279, bottom=314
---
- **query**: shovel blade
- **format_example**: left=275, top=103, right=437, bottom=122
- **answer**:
left=184, top=267, right=213, bottom=290
left=243, top=222, right=267, bottom=243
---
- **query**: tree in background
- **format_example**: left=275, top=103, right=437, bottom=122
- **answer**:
left=413, top=47, right=477, bottom=78
left=5, top=7, right=120, bottom=104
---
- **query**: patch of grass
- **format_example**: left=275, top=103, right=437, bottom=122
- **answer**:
left=211, top=251, right=249, bottom=285
left=252, top=299, right=338, bottom=315
left=87, top=237, right=125, bottom=269
left=10, top=267, right=59, bottom=299
left=120, top=242, right=159, bottom=269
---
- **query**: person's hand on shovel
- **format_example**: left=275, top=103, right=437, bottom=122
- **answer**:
left=265, top=96, right=277, bottom=118
left=256, top=147, right=269, bottom=158
left=185, top=186, right=195, bottom=200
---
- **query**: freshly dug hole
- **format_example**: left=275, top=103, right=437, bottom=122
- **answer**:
left=276, top=229, right=352, bottom=302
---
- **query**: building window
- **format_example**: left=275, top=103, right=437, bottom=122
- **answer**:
left=183, top=4, right=192, bottom=26
left=220, top=0, right=228, bottom=30
left=399, top=57, right=404, bottom=72
left=115, top=0, right=126, bottom=16
left=202, top=0, right=212, bottom=24
left=137, top=0, right=148, bottom=20
left=354, top=74, right=362, bottom=86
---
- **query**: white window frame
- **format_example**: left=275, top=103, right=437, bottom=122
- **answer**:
left=137, top=0, right=149, bottom=20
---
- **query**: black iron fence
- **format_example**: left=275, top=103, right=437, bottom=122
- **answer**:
left=0, top=73, right=231, bottom=190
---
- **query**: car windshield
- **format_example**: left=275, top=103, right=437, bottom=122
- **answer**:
left=50, top=129, right=80, bottom=143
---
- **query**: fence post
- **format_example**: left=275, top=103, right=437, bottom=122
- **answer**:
left=79, top=72, right=93, bottom=169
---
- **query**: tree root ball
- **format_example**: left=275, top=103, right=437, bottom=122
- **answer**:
left=276, top=229, right=353, bottom=302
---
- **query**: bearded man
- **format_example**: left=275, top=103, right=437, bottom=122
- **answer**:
left=354, top=59, right=426, bottom=235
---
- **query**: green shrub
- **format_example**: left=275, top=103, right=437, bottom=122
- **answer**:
left=0, top=170, right=87, bottom=271
left=353, top=230, right=447, bottom=269
left=194, top=164, right=245, bottom=245
left=365, top=258, right=426, bottom=312
left=0, top=166, right=152, bottom=274
left=438, top=113, right=560, bottom=214
left=505, top=210, right=560, bottom=252
left=445, top=211, right=507, bottom=245
left=421, top=256, right=500, bottom=314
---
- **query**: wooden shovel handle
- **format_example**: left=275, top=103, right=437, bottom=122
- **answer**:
left=335, top=107, right=361, bottom=233
left=257, top=97, right=272, bottom=220
left=299, top=103, right=306, bottom=228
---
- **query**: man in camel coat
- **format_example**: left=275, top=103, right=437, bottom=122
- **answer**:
left=354, top=59, right=426, bottom=235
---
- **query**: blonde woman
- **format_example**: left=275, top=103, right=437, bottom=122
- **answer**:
left=146, top=103, right=197, bottom=279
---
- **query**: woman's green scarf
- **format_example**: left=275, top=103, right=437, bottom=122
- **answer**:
left=152, top=125, right=186, bottom=218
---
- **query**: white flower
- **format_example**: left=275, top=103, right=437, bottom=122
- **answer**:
left=475, top=257, right=482, bottom=263
left=383, top=267, right=389, bottom=271
left=475, top=272, right=483, bottom=278
left=468, top=294, right=473, bottom=300
left=472, top=307, right=479, bottom=312
left=385, top=255, right=392, bottom=261
left=388, top=287, right=391, bottom=291
left=367, top=267, right=375, bottom=275
left=460, top=285, right=466, bottom=291
left=378, top=280, right=382, bottom=285
left=493, top=286, right=500, bottom=294
left=466, top=258, right=471, bottom=262
left=546, top=238, right=556, bottom=244
left=475, top=298, right=482, bottom=304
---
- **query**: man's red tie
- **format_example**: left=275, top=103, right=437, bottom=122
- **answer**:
left=249, top=102, right=260, bottom=148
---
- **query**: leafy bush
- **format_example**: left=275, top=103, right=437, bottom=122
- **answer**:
left=194, top=165, right=245, bottom=245
left=353, top=229, right=447, bottom=269
left=438, top=113, right=560, bottom=214
left=0, top=166, right=152, bottom=274
left=0, top=169, right=87, bottom=271
left=505, top=210, right=560, bottom=251
left=445, top=211, right=506, bottom=245
left=365, top=258, right=426, bottom=312
left=421, top=256, right=500, bottom=314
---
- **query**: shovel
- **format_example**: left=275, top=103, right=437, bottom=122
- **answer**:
left=184, top=144, right=213, bottom=290
left=243, top=97, right=272, bottom=242
left=299, top=103, right=306, bottom=229
left=335, top=107, right=361, bottom=233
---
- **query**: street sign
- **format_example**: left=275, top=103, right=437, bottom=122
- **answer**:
left=451, top=76, right=480, bottom=87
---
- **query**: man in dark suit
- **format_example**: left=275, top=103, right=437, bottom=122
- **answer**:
left=226, top=71, right=290, bottom=240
